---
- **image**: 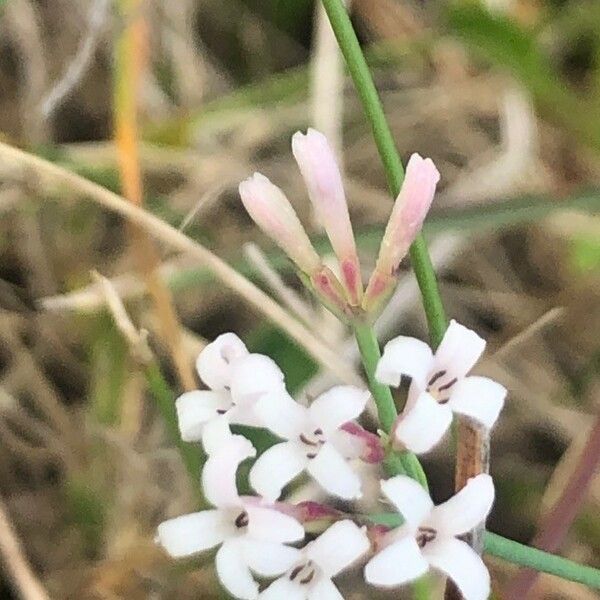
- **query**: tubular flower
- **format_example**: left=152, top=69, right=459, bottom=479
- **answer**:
left=363, top=153, right=440, bottom=313
left=292, top=128, right=362, bottom=306
left=249, top=385, right=371, bottom=501
left=157, top=436, right=304, bottom=600
left=176, top=333, right=285, bottom=453
left=260, top=520, right=370, bottom=600
left=239, top=173, right=322, bottom=276
left=376, top=320, right=506, bottom=454
left=365, top=474, right=494, bottom=600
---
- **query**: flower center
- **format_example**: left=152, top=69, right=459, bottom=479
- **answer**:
left=425, top=370, right=457, bottom=404
left=299, top=428, right=325, bottom=459
left=416, top=526, right=437, bottom=548
left=289, top=560, right=317, bottom=585
left=234, top=511, right=249, bottom=529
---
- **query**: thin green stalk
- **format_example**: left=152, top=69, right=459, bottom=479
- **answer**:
left=320, top=0, right=448, bottom=346
left=353, top=321, right=428, bottom=489
left=353, top=321, right=396, bottom=431
left=484, top=532, right=600, bottom=589
left=145, top=361, right=204, bottom=498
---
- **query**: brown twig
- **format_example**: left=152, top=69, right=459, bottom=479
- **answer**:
left=504, top=412, right=600, bottom=598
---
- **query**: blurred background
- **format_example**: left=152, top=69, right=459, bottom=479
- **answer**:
left=0, top=0, right=598, bottom=598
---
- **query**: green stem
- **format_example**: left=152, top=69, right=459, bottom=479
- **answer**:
left=484, top=532, right=600, bottom=589
left=353, top=322, right=428, bottom=489
left=353, top=321, right=397, bottom=431
left=145, top=361, right=204, bottom=499
left=320, top=0, right=448, bottom=347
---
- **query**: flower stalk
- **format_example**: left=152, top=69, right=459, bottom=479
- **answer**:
left=353, top=321, right=428, bottom=489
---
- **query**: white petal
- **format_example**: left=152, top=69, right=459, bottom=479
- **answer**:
left=364, top=536, right=429, bottom=587
left=249, top=442, right=307, bottom=501
left=329, top=429, right=363, bottom=460
left=201, top=415, right=234, bottom=455
left=307, top=520, right=370, bottom=577
left=228, top=403, right=262, bottom=428
left=246, top=506, right=305, bottom=544
left=229, top=353, right=285, bottom=406
left=423, top=537, right=490, bottom=600
left=448, top=376, right=506, bottom=429
left=376, top=336, right=433, bottom=388
left=216, top=540, right=259, bottom=600
left=242, top=540, right=301, bottom=577
left=306, top=443, right=362, bottom=500
left=196, top=333, right=248, bottom=390
left=393, top=392, right=453, bottom=454
left=156, top=510, right=232, bottom=557
left=308, top=577, right=344, bottom=600
left=308, top=386, right=369, bottom=435
left=380, top=475, right=433, bottom=529
left=427, top=474, right=495, bottom=537
left=259, top=577, right=304, bottom=600
left=175, top=390, right=231, bottom=442
left=202, top=436, right=255, bottom=508
left=433, top=320, right=485, bottom=380
left=254, top=389, right=309, bottom=440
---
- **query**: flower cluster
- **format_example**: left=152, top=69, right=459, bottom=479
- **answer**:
left=157, top=131, right=506, bottom=599
left=157, top=331, right=502, bottom=600
left=239, top=128, right=440, bottom=318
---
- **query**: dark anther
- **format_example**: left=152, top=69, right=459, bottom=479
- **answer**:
left=234, top=511, right=249, bottom=528
left=427, top=370, right=446, bottom=386
left=306, top=452, right=317, bottom=459
left=416, top=526, right=437, bottom=548
left=216, top=409, right=228, bottom=415
left=289, top=565, right=303, bottom=581
left=437, top=377, right=458, bottom=392
left=299, top=570, right=316, bottom=585
left=299, top=433, right=319, bottom=447
left=313, top=428, right=323, bottom=435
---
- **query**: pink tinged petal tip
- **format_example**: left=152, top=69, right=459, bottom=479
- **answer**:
left=341, top=422, right=385, bottom=463
left=239, top=173, right=321, bottom=276
left=364, top=153, right=439, bottom=312
left=292, top=129, right=362, bottom=304
left=310, top=266, right=352, bottom=317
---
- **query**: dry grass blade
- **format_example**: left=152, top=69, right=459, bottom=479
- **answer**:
left=0, top=496, right=50, bottom=600
left=0, top=141, right=360, bottom=385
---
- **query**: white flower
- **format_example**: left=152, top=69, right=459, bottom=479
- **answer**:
left=260, top=520, right=370, bottom=600
left=365, top=474, right=494, bottom=600
left=156, top=436, right=304, bottom=600
left=176, top=333, right=285, bottom=453
left=249, top=385, right=370, bottom=501
left=376, top=320, right=506, bottom=453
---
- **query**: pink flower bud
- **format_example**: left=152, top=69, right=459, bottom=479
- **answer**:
left=239, top=173, right=321, bottom=276
left=292, top=129, right=362, bottom=305
left=341, top=421, right=385, bottom=463
left=274, top=500, right=343, bottom=524
left=363, top=153, right=439, bottom=313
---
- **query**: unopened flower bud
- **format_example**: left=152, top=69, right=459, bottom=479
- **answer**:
left=292, top=129, right=362, bottom=305
left=239, top=173, right=321, bottom=276
left=310, top=265, right=353, bottom=318
left=364, top=153, right=439, bottom=313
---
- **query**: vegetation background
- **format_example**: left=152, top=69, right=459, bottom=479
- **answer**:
left=0, top=0, right=598, bottom=598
